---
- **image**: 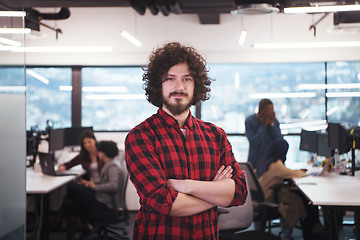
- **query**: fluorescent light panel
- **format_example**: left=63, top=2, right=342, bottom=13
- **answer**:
left=250, top=92, right=316, bottom=99
left=0, top=28, right=31, bottom=34
left=0, top=11, right=26, bottom=17
left=326, top=92, right=360, bottom=97
left=0, top=37, right=21, bottom=47
left=26, top=70, right=49, bottom=84
left=0, top=86, right=26, bottom=92
left=298, top=83, right=360, bottom=90
left=238, top=30, right=247, bottom=46
left=253, top=41, right=360, bottom=49
left=284, top=4, right=360, bottom=14
left=82, top=86, right=128, bottom=93
left=85, top=94, right=145, bottom=100
left=120, top=30, right=142, bottom=47
left=12, top=46, right=113, bottom=53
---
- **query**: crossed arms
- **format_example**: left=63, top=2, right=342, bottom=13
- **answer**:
left=167, top=165, right=235, bottom=217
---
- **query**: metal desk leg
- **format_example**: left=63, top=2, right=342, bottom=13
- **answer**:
left=39, top=194, right=50, bottom=240
left=355, top=208, right=360, bottom=240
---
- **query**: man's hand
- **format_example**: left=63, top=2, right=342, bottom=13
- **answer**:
left=213, top=165, right=233, bottom=181
left=258, top=108, right=275, bottom=126
left=167, top=165, right=233, bottom=193
left=57, top=164, right=66, bottom=173
left=79, top=178, right=95, bottom=189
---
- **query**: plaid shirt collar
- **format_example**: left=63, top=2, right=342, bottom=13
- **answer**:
left=157, top=107, right=195, bottom=131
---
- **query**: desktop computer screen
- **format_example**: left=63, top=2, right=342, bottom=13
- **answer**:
left=48, top=128, right=64, bottom=152
left=328, top=123, right=350, bottom=154
left=299, top=129, right=318, bottom=153
left=317, top=132, right=332, bottom=158
left=63, top=126, right=93, bottom=147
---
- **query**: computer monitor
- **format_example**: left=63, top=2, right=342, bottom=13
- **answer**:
left=317, top=132, right=332, bottom=158
left=48, top=128, right=64, bottom=152
left=328, top=123, right=350, bottom=154
left=299, top=129, right=317, bottom=153
left=63, top=126, right=93, bottom=147
left=26, top=131, right=35, bottom=156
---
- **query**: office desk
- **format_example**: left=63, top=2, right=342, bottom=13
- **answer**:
left=293, top=172, right=360, bottom=240
left=26, top=166, right=85, bottom=240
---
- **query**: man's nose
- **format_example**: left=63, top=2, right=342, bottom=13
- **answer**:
left=174, top=79, right=184, bottom=91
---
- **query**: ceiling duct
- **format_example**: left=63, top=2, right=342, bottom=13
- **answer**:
left=330, top=11, right=360, bottom=33
left=231, top=1, right=280, bottom=15
left=129, top=0, right=179, bottom=16
left=25, top=8, right=70, bottom=38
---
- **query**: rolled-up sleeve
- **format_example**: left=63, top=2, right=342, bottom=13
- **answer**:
left=125, top=128, right=178, bottom=216
left=219, top=129, right=248, bottom=207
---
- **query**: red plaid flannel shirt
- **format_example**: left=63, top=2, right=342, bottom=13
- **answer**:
left=125, top=108, right=247, bottom=239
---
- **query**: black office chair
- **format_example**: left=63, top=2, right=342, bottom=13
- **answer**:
left=238, top=162, right=282, bottom=233
left=219, top=172, right=281, bottom=240
left=81, top=160, right=130, bottom=240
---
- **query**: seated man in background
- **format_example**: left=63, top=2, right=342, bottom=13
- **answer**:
left=64, top=140, right=122, bottom=240
left=256, top=138, right=324, bottom=240
left=245, top=98, right=282, bottom=168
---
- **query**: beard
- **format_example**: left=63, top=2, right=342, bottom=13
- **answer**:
left=163, top=92, right=193, bottom=116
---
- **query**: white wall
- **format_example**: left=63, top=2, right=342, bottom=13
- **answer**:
left=2, top=7, right=360, bottom=66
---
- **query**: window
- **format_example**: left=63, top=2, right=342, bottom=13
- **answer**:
left=26, top=67, right=71, bottom=130
left=203, top=63, right=326, bottom=134
left=82, top=67, right=157, bottom=130
left=0, top=67, right=25, bottom=95
left=327, top=61, right=360, bottom=126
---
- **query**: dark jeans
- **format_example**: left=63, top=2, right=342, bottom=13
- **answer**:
left=65, top=181, right=116, bottom=224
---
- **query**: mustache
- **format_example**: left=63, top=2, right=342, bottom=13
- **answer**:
left=169, top=92, right=187, bottom=97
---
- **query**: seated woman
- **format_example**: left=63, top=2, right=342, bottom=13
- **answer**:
left=64, top=140, right=122, bottom=240
left=256, top=138, right=323, bottom=240
left=57, top=129, right=104, bottom=180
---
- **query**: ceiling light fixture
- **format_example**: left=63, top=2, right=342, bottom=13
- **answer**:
left=253, top=41, right=360, bottom=49
left=0, top=86, right=26, bottom=93
left=284, top=4, right=360, bottom=14
left=298, top=83, right=360, bottom=90
left=0, top=28, right=31, bottom=34
left=12, top=46, right=113, bottom=53
left=250, top=92, right=316, bottom=99
left=0, top=37, right=22, bottom=47
left=326, top=92, right=360, bottom=97
left=26, top=70, right=49, bottom=84
left=85, top=94, right=145, bottom=100
left=120, top=30, right=142, bottom=47
left=0, top=11, right=26, bottom=17
left=238, top=30, right=247, bottom=46
left=59, top=86, right=73, bottom=91
left=82, top=86, right=128, bottom=93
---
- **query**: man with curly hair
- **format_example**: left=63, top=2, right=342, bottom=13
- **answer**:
left=125, top=42, right=247, bottom=239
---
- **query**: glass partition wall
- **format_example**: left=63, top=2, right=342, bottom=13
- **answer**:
left=0, top=2, right=26, bottom=239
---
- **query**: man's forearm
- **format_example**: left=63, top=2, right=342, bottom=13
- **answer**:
left=168, top=178, right=235, bottom=207
left=169, top=192, right=215, bottom=217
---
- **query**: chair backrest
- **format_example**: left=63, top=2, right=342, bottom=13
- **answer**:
left=218, top=174, right=253, bottom=231
left=238, top=162, right=265, bottom=205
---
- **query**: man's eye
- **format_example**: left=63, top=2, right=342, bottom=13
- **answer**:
left=165, top=77, right=174, bottom=81
left=184, top=77, right=192, bottom=81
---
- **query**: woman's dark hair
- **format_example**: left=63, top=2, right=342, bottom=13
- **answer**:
left=97, top=141, right=119, bottom=159
left=79, top=129, right=97, bottom=163
left=258, top=98, right=273, bottom=113
left=255, top=138, right=289, bottom=178
left=143, top=42, right=213, bottom=107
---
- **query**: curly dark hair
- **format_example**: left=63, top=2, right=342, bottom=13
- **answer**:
left=143, top=42, right=213, bottom=107
left=97, top=140, right=119, bottom=159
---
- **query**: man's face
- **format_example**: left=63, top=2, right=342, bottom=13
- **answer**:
left=161, top=63, right=194, bottom=116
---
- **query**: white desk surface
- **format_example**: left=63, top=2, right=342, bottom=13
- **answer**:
left=293, top=171, right=360, bottom=206
left=26, top=165, right=85, bottom=194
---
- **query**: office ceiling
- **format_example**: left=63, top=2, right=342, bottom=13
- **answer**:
left=1, top=0, right=359, bottom=24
